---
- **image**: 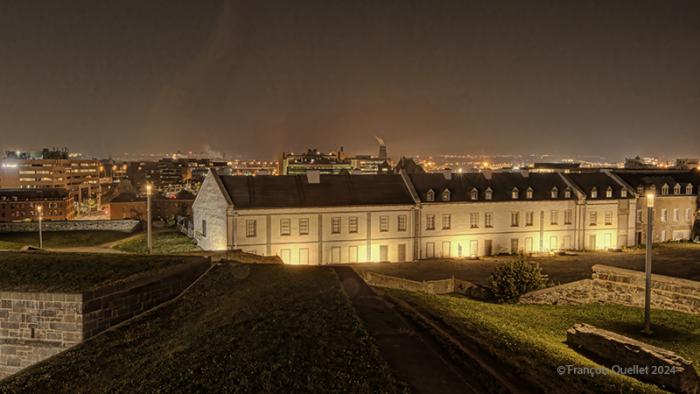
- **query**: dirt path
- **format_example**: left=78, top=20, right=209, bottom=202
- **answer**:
left=333, top=266, right=488, bottom=394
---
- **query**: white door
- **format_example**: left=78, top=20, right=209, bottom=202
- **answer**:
left=348, top=246, right=358, bottom=263
left=564, top=235, right=571, bottom=250
left=299, top=248, right=309, bottom=265
left=469, top=240, right=478, bottom=257
left=549, top=236, right=558, bottom=251
left=331, top=247, right=341, bottom=264
left=280, top=249, right=291, bottom=264
left=604, top=233, right=612, bottom=249
left=525, top=237, right=533, bottom=253
left=426, top=242, right=435, bottom=258
left=442, top=241, right=451, bottom=257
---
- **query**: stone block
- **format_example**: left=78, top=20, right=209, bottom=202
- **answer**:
left=567, top=323, right=700, bottom=394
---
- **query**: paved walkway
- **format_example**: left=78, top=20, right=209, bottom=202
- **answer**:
left=333, top=266, right=483, bottom=394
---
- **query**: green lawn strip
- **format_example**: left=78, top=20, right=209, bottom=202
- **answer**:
left=0, top=264, right=399, bottom=393
left=114, top=230, right=200, bottom=254
left=0, top=252, right=202, bottom=292
left=388, top=290, right=700, bottom=393
left=0, top=231, right=132, bottom=250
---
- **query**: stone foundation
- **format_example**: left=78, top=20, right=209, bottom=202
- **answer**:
left=520, top=265, right=700, bottom=315
left=0, top=259, right=209, bottom=379
left=0, top=220, right=141, bottom=233
left=362, top=271, right=475, bottom=295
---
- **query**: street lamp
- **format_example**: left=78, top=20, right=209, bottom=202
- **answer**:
left=36, top=205, right=43, bottom=249
left=642, top=191, right=655, bottom=334
left=146, top=184, right=153, bottom=254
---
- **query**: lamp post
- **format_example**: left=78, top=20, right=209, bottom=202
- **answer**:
left=36, top=205, right=43, bottom=249
left=146, top=184, right=153, bottom=254
left=642, top=192, right=655, bottom=334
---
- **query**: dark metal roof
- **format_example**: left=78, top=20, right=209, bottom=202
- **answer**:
left=565, top=172, right=632, bottom=199
left=614, top=170, right=699, bottom=194
left=218, top=174, right=415, bottom=208
left=408, top=172, right=574, bottom=202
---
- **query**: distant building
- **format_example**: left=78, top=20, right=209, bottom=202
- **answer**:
left=0, top=188, right=74, bottom=222
left=624, top=156, right=657, bottom=169
left=675, top=158, right=700, bottom=170
left=108, top=190, right=195, bottom=220
left=531, top=162, right=581, bottom=172
left=393, top=157, right=425, bottom=174
left=279, top=139, right=392, bottom=175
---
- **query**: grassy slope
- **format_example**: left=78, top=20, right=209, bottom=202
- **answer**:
left=114, top=230, right=200, bottom=254
left=0, top=264, right=398, bottom=393
left=0, top=252, right=202, bottom=292
left=390, top=291, right=700, bottom=393
left=0, top=231, right=132, bottom=250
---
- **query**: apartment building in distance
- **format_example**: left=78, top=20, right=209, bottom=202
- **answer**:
left=279, top=140, right=391, bottom=176
left=191, top=168, right=700, bottom=264
left=0, top=189, right=74, bottom=222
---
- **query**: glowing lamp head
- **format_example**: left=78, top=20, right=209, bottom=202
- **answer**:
left=146, top=184, right=152, bottom=195
left=646, top=192, right=655, bottom=208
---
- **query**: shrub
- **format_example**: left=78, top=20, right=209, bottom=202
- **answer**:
left=488, top=257, right=549, bottom=303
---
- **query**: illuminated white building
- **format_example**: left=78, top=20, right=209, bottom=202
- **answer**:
left=193, top=168, right=698, bottom=264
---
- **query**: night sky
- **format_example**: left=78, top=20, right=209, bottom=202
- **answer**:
left=0, top=0, right=698, bottom=159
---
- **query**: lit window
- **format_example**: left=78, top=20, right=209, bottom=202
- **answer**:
left=637, top=185, right=644, bottom=195
left=686, top=208, right=692, bottom=222
left=661, top=184, right=669, bottom=195
left=551, top=187, right=558, bottom=199
left=526, top=187, right=533, bottom=199
left=470, top=188, right=478, bottom=201
left=673, top=208, right=679, bottom=222
left=589, top=212, right=597, bottom=226
left=674, top=184, right=681, bottom=195
left=636, top=209, right=642, bottom=223
left=621, top=189, right=627, bottom=198
left=686, top=184, right=694, bottom=195
left=605, top=211, right=613, bottom=225
left=280, top=219, right=291, bottom=236
left=379, top=215, right=389, bottom=232
left=442, top=189, right=451, bottom=201
left=564, top=188, right=572, bottom=198
left=511, top=212, right=519, bottom=227
left=511, top=188, right=519, bottom=199
left=246, top=219, right=257, bottom=237
left=564, top=209, right=572, bottom=224
left=470, top=212, right=479, bottom=228
left=426, top=214, right=435, bottom=230
left=426, top=189, right=435, bottom=202
left=485, top=188, right=493, bottom=200
left=605, top=187, right=612, bottom=198
left=332, top=217, right=341, bottom=234
left=398, top=215, right=407, bottom=231
left=299, top=218, right=309, bottom=235
left=660, top=209, right=667, bottom=223
left=348, top=216, right=358, bottom=233
left=550, top=210, right=558, bottom=225
left=442, top=214, right=451, bottom=229
left=485, top=212, right=493, bottom=228
left=591, top=187, right=598, bottom=198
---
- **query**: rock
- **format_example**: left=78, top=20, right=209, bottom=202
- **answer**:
left=566, top=323, right=700, bottom=394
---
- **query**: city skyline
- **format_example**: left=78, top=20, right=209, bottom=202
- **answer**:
left=1, top=0, right=699, bottom=158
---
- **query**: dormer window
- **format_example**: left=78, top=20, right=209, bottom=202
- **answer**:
left=674, top=183, right=681, bottom=195
left=564, top=188, right=572, bottom=198
left=551, top=187, right=558, bottom=199
left=485, top=187, right=493, bottom=200
left=470, top=188, right=478, bottom=201
left=512, top=187, right=519, bottom=199
left=526, top=187, right=533, bottom=199
left=591, top=187, right=598, bottom=198
left=605, top=186, right=612, bottom=198
left=661, top=184, right=669, bottom=195
left=426, top=189, right=435, bottom=202
left=621, top=189, right=628, bottom=198
left=686, top=183, right=694, bottom=195
left=442, top=189, right=451, bottom=202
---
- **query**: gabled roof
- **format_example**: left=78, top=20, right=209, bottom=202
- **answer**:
left=408, top=172, right=574, bottom=202
left=614, top=170, right=699, bottom=194
left=564, top=172, right=633, bottom=199
left=217, top=174, right=415, bottom=208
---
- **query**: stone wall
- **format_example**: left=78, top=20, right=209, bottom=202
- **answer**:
left=520, top=265, right=700, bottom=315
left=0, top=220, right=141, bottom=234
left=0, top=259, right=210, bottom=379
left=0, top=292, right=83, bottom=378
left=362, top=271, right=474, bottom=295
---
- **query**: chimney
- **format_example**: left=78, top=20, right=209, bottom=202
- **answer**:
left=521, top=169, right=529, bottom=178
left=306, top=170, right=320, bottom=184
left=442, top=169, right=452, bottom=180
left=483, top=168, right=493, bottom=180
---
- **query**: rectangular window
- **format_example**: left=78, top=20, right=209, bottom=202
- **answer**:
left=398, top=215, right=407, bottom=232
left=299, top=218, right=309, bottom=235
left=550, top=210, right=558, bottom=225
left=686, top=208, right=692, bottom=222
left=589, top=212, right=597, bottom=226
left=525, top=211, right=533, bottom=226
left=331, top=217, right=341, bottom=234
left=379, top=215, right=389, bottom=232
left=605, top=211, right=613, bottom=225
left=673, top=208, right=679, bottom=222
left=201, top=220, right=207, bottom=237
left=348, top=216, right=358, bottom=233
left=564, top=209, right=572, bottom=224
left=484, top=212, right=493, bottom=228
left=426, top=214, right=435, bottom=230
left=280, top=219, right=291, bottom=236
left=246, top=219, right=256, bottom=237
left=511, top=212, right=519, bottom=227
left=636, top=209, right=642, bottom=223
left=470, top=212, right=479, bottom=228
left=660, top=209, right=667, bottom=223
left=442, top=214, right=451, bottom=230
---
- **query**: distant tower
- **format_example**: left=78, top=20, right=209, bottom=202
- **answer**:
left=375, top=136, right=387, bottom=160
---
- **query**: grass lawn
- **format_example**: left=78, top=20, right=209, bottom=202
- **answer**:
left=114, top=230, right=200, bottom=254
left=389, top=290, right=700, bottom=393
left=0, top=252, right=204, bottom=292
left=355, top=243, right=700, bottom=285
left=0, top=264, right=399, bottom=393
left=0, top=231, right=133, bottom=250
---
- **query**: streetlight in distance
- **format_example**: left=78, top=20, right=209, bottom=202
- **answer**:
left=642, top=191, right=655, bottom=334
left=36, top=205, right=43, bottom=249
left=146, top=184, right=153, bottom=254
